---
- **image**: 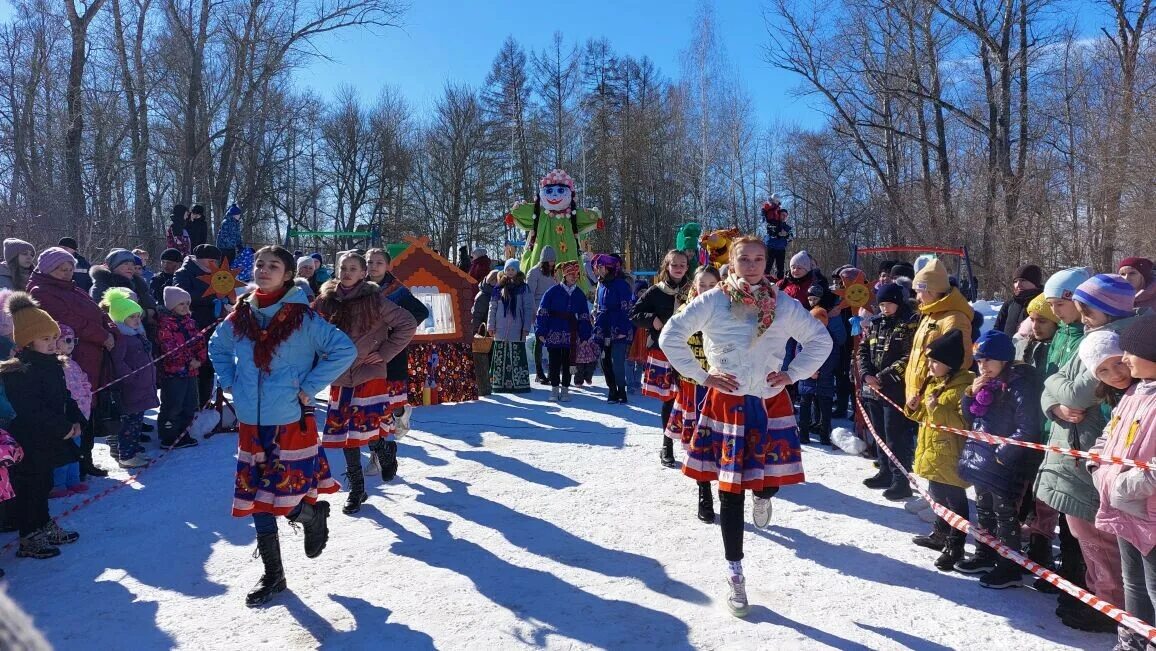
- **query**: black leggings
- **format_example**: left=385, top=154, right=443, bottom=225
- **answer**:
left=661, top=400, right=675, bottom=453
left=719, top=487, right=779, bottom=561
left=534, top=338, right=545, bottom=378
left=547, top=347, right=571, bottom=387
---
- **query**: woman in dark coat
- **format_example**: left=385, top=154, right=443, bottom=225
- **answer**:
left=25, top=249, right=115, bottom=479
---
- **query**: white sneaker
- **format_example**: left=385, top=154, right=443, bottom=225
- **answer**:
left=725, top=574, right=750, bottom=617
left=549, top=387, right=561, bottom=402
left=560, top=387, right=571, bottom=402
left=752, top=496, right=773, bottom=529
left=904, top=497, right=928, bottom=514
left=394, top=405, right=413, bottom=438
left=118, top=456, right=148, bottom=469
left=364, top=453, right=382, bottom=476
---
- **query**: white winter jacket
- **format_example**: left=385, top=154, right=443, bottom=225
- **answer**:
left=659, top=285, right=832, bottom=398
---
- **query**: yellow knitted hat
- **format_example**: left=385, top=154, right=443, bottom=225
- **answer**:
left=6, top=292, right=60, bottom=347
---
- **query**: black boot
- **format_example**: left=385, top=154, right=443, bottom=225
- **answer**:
left=245, top=533, right=286, bottom=607
left=979, top=559, right=1024, bottom=589
left=934, top=540, right=965, bottom=572
left=912, top=530, right=947, bottom=551
left=954, top=545, right=999, bottom=574
left=697, top=482, right=715, bottom=524
left=863, top=471, right=891, bottom=489
left=342, top=448, right=368, bottom=515
left=80, top=459, right=109, bottom=479
left=372, top=440, right=398, bottom=482
left=616, top=388, right=629, bottom=405
left=288, top=501, right=330, bottom=559
left=659, top=437, right=678, bottom=469
left=1027, top=533, right=1054, bottom=569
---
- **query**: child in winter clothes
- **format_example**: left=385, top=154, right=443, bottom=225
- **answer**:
left=761, top=195, right=792, bottom=279
left=1088, top=315, right=1156, bottom=650
left=955, top=329, right=1042, bottom=588
left=858, top=282, right=919, bottom=499
left=907, top=328, right=974, bottom=572
left=155, top=286, right=205, bottom=449
left=1, top=292, right=82, bottom=559
left=535, top=260, right=592, bottom=402
left=591, top=254, right=634, bottom=403
left=101, top=288, right=160, bottom=468
left=625, top=279, right=650, bottom=394
left=797, top=286, right=847, bottom=448
left=51, top=326, right=89, bottom=497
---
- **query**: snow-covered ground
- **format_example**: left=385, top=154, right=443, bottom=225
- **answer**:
left=1, top=381, right=1105, bottom=650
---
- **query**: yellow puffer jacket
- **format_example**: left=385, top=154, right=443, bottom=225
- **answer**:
left=909, top=370, right=975, bottom=488
left=904, top=288, right=975, bottom=404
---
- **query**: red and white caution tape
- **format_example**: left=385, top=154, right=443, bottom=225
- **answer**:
left=868, top=386, right=1153, bottom=470
left=91, top=317, right=223, bottom=394
left=855, top=390, right=1156, bottom=642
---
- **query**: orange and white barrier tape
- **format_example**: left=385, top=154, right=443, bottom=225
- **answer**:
left=855, top=391, right=1156, bottom=642
left=867, top=386, right=1153, bottom=471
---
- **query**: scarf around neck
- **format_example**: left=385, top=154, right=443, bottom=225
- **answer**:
left=722, top=275, right=777, bottom=337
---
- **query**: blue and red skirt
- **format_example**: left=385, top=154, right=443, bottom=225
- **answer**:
left=683, top=390, right=804, bottom=493
left=666, top=378, right=707, bottom=447
left=323, top=378, right=397, bottom=448
left=384, top=378, right=410, bottom=409
left=641, top=349, right=677, bottom=400
left=232, top=411, right=340, bottom=517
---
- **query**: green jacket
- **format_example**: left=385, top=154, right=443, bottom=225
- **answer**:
left=1034, top=318, right=1132, bottom=522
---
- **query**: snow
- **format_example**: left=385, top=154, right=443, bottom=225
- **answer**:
left=1, top=382, right=1106, bottom=650
left=971, top=300, right=1000, bottom=336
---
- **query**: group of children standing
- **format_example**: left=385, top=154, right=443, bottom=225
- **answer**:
left=852, top=256, right=1156, bottom=650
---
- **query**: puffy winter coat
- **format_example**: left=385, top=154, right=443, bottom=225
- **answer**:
left=660, top=285, right=832, bottom=399
left=631, top=280, right=690, bottom=350
left=1034, top=319, right=1133, bottom=520
left=593, top=274, right=634, bottom=344
left=764, top=214, right=792, bottom=251
left=535, top=283, right=592, bottom=349
left=166, top=222, right=191, bottom=256
left=376, top=273, right=429, bottom=382
left=62, top=358, right=92, bottom=420
left=1091, top=380, right=1156, bottom=555
left=89, top=265, right=135, bottom=305
left=150, top=271, right=177, bottom=305
left=488, top=276, right=534, bottom=342
left=525, top=265, right=558, bottom=320
left=908, top=370, right=974, bottom=488
left=208, top=286, right=356, bottom=427
left=857, top=309, right=918, bottom=404
left=173, top=258, right=225, bottom=330
left=110, top=326, right=159, bottom=415
left=471, top=278, right=497, bottom=333
left=0, top=262, right=27, bottom=290
left=1, top=349, right=84, bottom=473
left=994, top=287, right=1042, bottom=337
left=26, top=270, right=116, bottom=386
left=155, top=309, right=207, bottom=378
left=216, top=215, right=243, bottom=251
left=778, top=270, right=827, bottom=308
left=313, top=280, right=418, bottom=388
left=0, top=429, right=22, bottom=502
left=958, top=365, right=1042, bottom=495
left=798, top=311, right=847, bottom=397
left=904, top=288, right=975, bottom=404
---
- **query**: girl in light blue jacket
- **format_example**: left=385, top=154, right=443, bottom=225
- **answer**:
left=208, top=245, right=356, bottom=608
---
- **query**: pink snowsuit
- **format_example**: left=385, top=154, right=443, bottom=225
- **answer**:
left=0, top=429, right=23, bottom=502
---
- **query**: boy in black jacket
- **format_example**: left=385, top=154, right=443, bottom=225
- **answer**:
left=857, top=283, right=919, bottom=499
left=1, top=293, right=82, bottom=559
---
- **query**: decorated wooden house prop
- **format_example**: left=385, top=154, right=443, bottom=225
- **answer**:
left=389, top=236, right=480, bottom=405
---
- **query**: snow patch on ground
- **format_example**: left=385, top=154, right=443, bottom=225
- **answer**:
left=0, top=383, right=1104, bottom=650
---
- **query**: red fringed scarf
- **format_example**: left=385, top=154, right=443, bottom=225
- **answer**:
left=227, top=293, right=310, bottom=373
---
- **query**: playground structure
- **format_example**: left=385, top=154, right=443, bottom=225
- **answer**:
left=851, top=244, right=979, bottom=301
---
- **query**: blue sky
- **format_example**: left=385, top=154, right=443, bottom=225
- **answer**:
left=293, top=0, right=825, bottom=128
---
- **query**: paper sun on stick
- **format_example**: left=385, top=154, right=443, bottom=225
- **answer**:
left=198, top=259, right=245, bottom=299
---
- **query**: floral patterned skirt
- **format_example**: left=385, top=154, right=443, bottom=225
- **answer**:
left=666, top=378, right=707, bottom=447
left=383, top=378, right=410, bottom=409
left=641, top=349, right=677, bottom=400
left=682, top=390, right=804, bottom=494
left=322, top=378, right=396, bottom=449
left=490, top=340, right=531, bottom=393
left=232, top=411, right=340, bottom=517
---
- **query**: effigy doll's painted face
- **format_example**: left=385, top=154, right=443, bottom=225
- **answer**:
left=539, top=184, right=572, bottom=212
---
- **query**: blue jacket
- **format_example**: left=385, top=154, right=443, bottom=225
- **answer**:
left=208, top=286, right=356, bottom=427
left=958, top=364, right=1041, bottom=495
left=535, top=283, right=592, bottom=348
left=593, top=275, right=634, bottom=344
left=216, top=215, right=243, bottom=251
left=798, top=313, right=847, bottom=396
left=765, top=219, right=793, bottom=251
